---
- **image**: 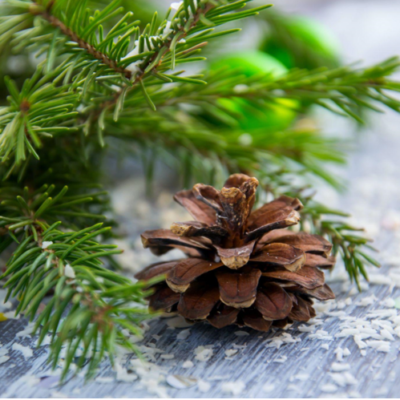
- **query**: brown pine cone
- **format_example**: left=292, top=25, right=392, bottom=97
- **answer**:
left=135, top=174, right=335, bottom=331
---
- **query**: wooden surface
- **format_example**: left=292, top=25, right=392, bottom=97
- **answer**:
left=2, top=0, right=400, bottom=397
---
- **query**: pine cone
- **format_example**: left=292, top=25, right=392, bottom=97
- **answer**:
left=135, top=174, right=335, bottom=331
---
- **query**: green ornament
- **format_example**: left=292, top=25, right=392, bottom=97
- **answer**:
left=261, top=16, right=341, bottom=70
left=210, top=51, right=298, bottom=132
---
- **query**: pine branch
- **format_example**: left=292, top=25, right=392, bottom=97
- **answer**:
left=0, top=184, right=158, bottom=380
left=261, top=185, right=380, bottom=289
left=150, top=57, right=400, bottom=122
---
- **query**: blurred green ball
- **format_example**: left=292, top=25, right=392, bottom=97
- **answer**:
left=261, top=16, right=340, bottom=69
left=210, top=51, right=298, bottom=132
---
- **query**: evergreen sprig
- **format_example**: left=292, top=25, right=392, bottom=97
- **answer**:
left=301, top=201, right=380, bottom=290
left=0, top=184, right=158, bottom=380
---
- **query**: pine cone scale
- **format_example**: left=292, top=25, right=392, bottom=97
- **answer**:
left=216, top=268, right=262, bottom=309
left=166, top=258, right=222, bottom=293
left=255, top=282, right=293, bottom=321
left=177, top=283, right=220, bottom=320
left=262, top=265, right=325, bottom=289
left=251, top=242, right=306, bottom=271
left=214, top=240, right=256, bottom=269
left=136, top=174, right=336, bottom=331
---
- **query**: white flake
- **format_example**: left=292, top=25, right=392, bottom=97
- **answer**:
left=290, top=373, right=309, bottom=382
left=182, top=360, right=193, bottom=369
left=273, top=355, right=287, bottom=363
left=115, top=362, right=137, bottom=382
left=166, top=375, right=197, bottom=389
left=262, top=383, right=275, bottom=393
left=197, top=379, right=211, bottom=393
left=12, top=343, right=33, bottom=358
left=177, top=329, right=191, bottom=340
left=0, top=355, right=10, bottom=364
left=16, top=322, right=35, bottom=338
left=331, top=363, right=350, bottom=372
left=233, top=84, right=248, bottom=93
left=320, top=343, right=330, bottom=350
left=170, top=1, right=183, bottom=11
left=381, top=298, right=396, bottom=308
left=160, top=353, right=174, bottom=360
left=380, top=329, right=395, bottom=341
left=194, top=346, right=213, bottom=362
left=234, top=330, right=249, bottom=336
left=95, top=376, right=114, bottom=384
left=41, top=241, right=53, bottom=249
left=64, top=264, right=75, bottom=279
left=221, top=381, right=245, bottom=396
left=225, top=349, right=238, bottom=357
left=321, top=383, right=338, bottom=393
left=166, top=316, right=193, bottom=329
left=357, top=294, right=377, bottom=307
left=264, top=332, right=300, bottom=349
left=365, top=340, right=391, bottom=352
left=329, top=372, right=357, bottom=386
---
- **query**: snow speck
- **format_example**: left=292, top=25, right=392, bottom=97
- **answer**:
left=182, top=360, right=193, bottom=369
left=64, top=264, right=75, bottom=279
left=41, top=241, right=53, bottom=249
left=225, top=349, right=238, bottom=357
left=262, top=383, right=275, bottom=393
left=221, top=381, right=245, bottom=396
left=177, top=329, right=191, bottom=340
left=166, top=375, right=197, bottom=389
left=273, top=355, right=287, bottom=363
left=234, top=330, right=249, bottom=337
left=321, top=383, right=338, bottom=393
left=12, top=343, right=33, bottom=359
left=197, top=379, right=211, bottom=393
left=194, top=346, right=213, bottom=362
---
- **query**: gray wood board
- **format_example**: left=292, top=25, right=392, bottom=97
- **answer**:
left=2, top=0, right=400, bottom=397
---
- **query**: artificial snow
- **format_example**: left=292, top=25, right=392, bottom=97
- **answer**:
left=221, top=381, right=245, bottom=396
left=12, top=343, right=33, bottom=359
left=194, top=346, right=213, bottom=362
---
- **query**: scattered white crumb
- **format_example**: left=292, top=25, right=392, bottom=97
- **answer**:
left=41, top=241, right=53, bottom=249
left=330, top=372, right=357, bottom=387
left=95, top=376, right=114, bottom=384
left=321, top=383, right=338, bottom=393
left=262, top=383, right=275, bottom=393
left=264, top=332, right=301, bottom=349
left=0, top=355, right=9, bottom=364
left=225, top=349, right=238, bottom=357
left=331, top=363, right=350, bottom=372
left=160, top=354, right=174, bottom=360
left=166, top=316, right=193, bottom=329
left=50, top=391, right=68, bottom=398
left=221, top=381, right=245, bottom=396
left=166, top=375, right=197, bottom=389
left=234, top=331, right=249, bottom=337
left=182, top=360, right=193, bottom=369
left=64, top=264, right=75, bottom=279
left=115, top=362, right=137, bottom=382
left=12, top=343, right=33, bottom=359
left=321, top=344, right=330, bottom=350
left=273, top=356, right=287, bottom=363
left=176, top=329, right=191, bottom=340
left=197, top=379, right=211, bottom=393
left=194, top=346, right=213, bottom=362
left=290, top=373, right=309, bottom=382
left=16, top=322, right=35, bottom=338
